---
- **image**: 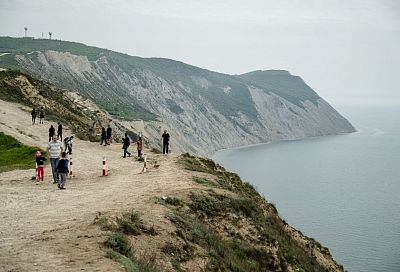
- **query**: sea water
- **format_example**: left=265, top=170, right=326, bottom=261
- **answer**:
left=213, top=101, right=400, bottom=272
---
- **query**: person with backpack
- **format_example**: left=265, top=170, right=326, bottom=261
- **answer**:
left=31, top=108, right=37, bottom=125
left=49, top=125, right=55, bottom=142
left=122, top=133, right=131, bottom=158
left=55, top=152, right=69, bottom=190
left=63, top=136, right=74, bottom=155
left=39, top=106, right=45, bottom=124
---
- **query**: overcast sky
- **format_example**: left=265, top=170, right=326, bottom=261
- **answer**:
left=0, top=0, right=399, bottom=101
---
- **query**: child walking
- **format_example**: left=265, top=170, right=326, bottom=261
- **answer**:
left=56, top=152, right=69, bottom=190
left=35, top=151, right=47, bottom=184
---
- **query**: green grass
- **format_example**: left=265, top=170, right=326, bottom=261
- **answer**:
left=105, top=233, right=155, bottom=272
left=0, top=132, right=43, bottom=172
left=175, top=154, right=329, bottom=271
left=98, top=211, right=157, bottom=271
left=168, top=213, right=279, bottom=271
left=0, top=36, right=105, bottom=61
left=186, top=191, right=326, bottom=271
left=178, top=153, right=259, bottom=198
left=1, top=36, right=322, bottom=123
left=193, top=176, right=217, bottom=187
left=155, top=196, right=183, bottom=207
left=238, top=70, right=320, bottom=108
left=150, top=147, right=162, bottom=154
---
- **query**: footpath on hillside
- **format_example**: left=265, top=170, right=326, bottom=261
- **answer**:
left=0, top=99, right=196, bottom=271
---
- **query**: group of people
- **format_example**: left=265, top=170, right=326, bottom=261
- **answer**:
left=116, top=129, right=170, bottom=157
left=49, top=123, right=63, bottom=141
left=35, top=134, right=69, bottom=189
left=100, top=125, right=113, bottom=146
left=31, top=107, right=45, bottom=125
left=121, top=133, right=144, bottom=158
left=48, top=123, right=73, bottom=154
left=33, top=110, right=172, bottom=188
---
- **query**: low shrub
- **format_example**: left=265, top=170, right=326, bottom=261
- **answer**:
left=155, top=196, right=183, bottom=207
left=105, top=232, right=156, bottom=272
left=193, top=176, right=217, bottom=187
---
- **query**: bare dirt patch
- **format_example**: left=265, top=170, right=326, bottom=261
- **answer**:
left=0, top=99, right=197, bottom=271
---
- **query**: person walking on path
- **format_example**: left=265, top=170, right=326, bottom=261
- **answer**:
left=100, top=127, right=107, bottom=146
left=39, top=107, right=45, bottom=124
left=55, top=152, right=69, bottom=190
left=63, top=136, right=73, bottom=155
left=31, top=108, right=37, bottom=125
left=46, top=134, right=63, bottom=184
left=35, top=150, right=47, bottom=184
left=57, top=123, right=63, bottom=141
left=136, top=136, right=144, bottom=157
left=162, top=130, right=170, bottom=154
left=106, top=125, right=112, bottom=145
left=49, top=125, right=55, bottom=142
left=122, top=133, right=131, bottom=158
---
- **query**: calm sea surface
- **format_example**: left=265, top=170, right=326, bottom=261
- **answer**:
left=213, top=102, right=400, bottom=272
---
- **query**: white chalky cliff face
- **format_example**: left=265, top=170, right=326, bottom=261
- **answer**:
left=1, top=38, right=355, bottom=156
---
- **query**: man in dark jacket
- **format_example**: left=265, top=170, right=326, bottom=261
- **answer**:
left=49, top=125, right=55, bottom=142
left=162, top=130, right=170, bottom=154
left=31, top=108, right=37, bottom=125
left=100, top=127, right=107, bottom=146
left=122, top=133, right=131, bottom=158
left=106, top=125, right=112, bottom=145
left=57, top=123, right=63, bottom=141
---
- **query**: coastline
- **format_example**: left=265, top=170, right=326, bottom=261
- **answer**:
left=211, top=130, right=358, bottom=158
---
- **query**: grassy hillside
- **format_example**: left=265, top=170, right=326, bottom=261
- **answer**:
left=0, top=70, right=100, bottom=141
left=0, top=36, right=322, bottom=121
left=94, top=153, right=343, bottom=271
left=0, top=132, right=42, bottom=172
left=238, top=70, right=320, bottom=108
left=0, top=36, right=105, bottom=61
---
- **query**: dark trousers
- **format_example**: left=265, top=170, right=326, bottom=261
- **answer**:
left=100, top=137, right=107, bottom=145
left=32, top=116, right=36, bottom=124
left=65, top=144, right=72, bottom=154
left=59, top=173, right=67, bottom=189
left=137, top=149, right=142, bottom=157
left=123, top=146, right=131, bottom=157
left=163, top=143, right=169, bottom=154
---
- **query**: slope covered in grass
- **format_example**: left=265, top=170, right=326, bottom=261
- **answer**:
left=0, top=131, right=42, bottom=172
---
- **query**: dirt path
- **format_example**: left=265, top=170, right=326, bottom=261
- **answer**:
left=0, top=100, right=197, bottom=271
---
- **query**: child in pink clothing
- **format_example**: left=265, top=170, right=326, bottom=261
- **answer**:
left=35, top=150, right=47, bottom=184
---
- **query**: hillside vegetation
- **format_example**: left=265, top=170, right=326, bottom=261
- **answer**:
left=94, top=153, right=344, bottom=271
left=0, top=132, right=42, bottom=172
left=0, top=36, right=355, bottom=156
left=0, top=37, right=316, bottom=120
left=0, top=70, right=140, bottom=142
left=0, top=97, right=344, bottom=271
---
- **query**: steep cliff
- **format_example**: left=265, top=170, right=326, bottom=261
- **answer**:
left=0, top=37, right=355, bottom=155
